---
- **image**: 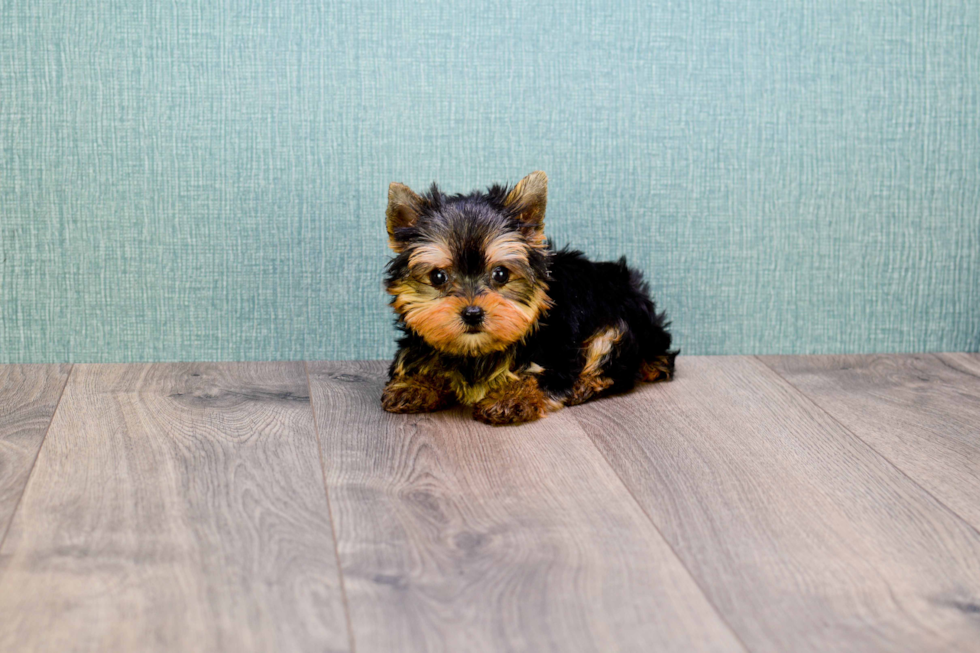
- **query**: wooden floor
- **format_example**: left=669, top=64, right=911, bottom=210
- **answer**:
left=0, top=355, right=978, bottom=652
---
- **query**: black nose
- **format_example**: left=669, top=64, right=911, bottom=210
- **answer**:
left=460, top=305, right=485, bottom=326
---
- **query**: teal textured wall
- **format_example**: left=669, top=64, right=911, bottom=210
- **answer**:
left=2, top=0, right=978, bottom=363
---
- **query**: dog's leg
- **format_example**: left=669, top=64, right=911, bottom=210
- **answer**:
left=638, top=353, right=676, bottom=383
left=472, top=376, right=548, bottom=425
left=382, top=372, right=455, bottom=413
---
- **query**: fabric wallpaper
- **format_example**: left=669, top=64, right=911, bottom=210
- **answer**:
left=1, top=0, right=978, bottom=362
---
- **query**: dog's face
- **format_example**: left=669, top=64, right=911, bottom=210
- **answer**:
left=384, top=171, right=552, bottom=356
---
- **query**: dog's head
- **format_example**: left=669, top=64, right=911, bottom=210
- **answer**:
left=384, top=171, right=552, bottom=356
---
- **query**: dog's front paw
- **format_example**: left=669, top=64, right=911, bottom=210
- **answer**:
left=472, top=379, right=548, bottom=426
left=381, top=377, right=454, bottom=414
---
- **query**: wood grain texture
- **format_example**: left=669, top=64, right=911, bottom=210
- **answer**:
left=306, top=360, right=746, bottom=653
left=0, top=364, right=71, bottom=538
left=760, top=353, right=980, bottom=531
left=574, top=356, right=980, bottom=653
left=0, top=363, right=350, bottom=653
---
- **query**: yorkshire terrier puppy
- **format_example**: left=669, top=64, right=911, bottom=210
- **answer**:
left=382, top=171, right=676, bottom=425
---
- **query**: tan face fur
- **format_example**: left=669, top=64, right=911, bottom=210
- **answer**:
left=387, top=231, right=550, bottom=356
left=385, top=171, right=551, bottom=357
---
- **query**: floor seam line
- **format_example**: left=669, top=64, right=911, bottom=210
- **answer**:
left=0, top=364, right=74, bottom=554
left=571, top=404, right=755, bottom=653
left=304, top=361, right=359, bottom=653
left=755, top=354, right=980, bottom=541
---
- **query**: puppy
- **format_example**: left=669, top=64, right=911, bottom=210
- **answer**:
left=382, top=171, right=676, bottom=425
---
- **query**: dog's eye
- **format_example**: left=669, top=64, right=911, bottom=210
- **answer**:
left=491, top=266, right=510, bottom=285
left=428, top=269, right=448, bottom=287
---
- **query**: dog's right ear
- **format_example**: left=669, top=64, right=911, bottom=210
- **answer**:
left=386, top=182, right=424, bottom=252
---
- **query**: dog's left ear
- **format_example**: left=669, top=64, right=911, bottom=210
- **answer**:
left=386, top=182, right=424, bottom=252
left=504, top=171, right=548, bottom=243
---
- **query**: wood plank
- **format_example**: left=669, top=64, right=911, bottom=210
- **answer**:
left=938, top=352, right=980, bottom=377
left=0, top=363, right=351, bottom=653
left=0, top=364, right=71, bottom=538
left=761, top=353, right=980, bottom=530
left=307, top=360, right=745, bottom=653
left=574, top=355, right=980, bottom=653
